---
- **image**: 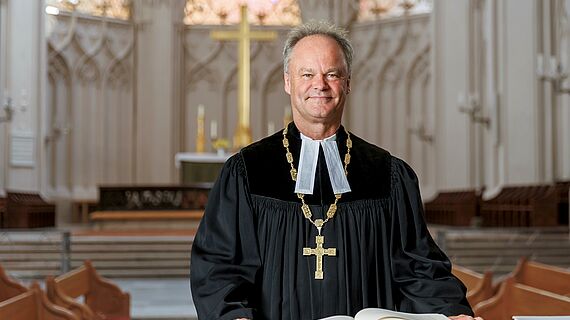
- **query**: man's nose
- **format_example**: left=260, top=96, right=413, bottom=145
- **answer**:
left=312, top=74, right=330, bottom=90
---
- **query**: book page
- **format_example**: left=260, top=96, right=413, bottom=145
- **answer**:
left=355, top=308, right=448, bottom=320
left=513, top=317, right=570, bottom=320
left=319, top=308, right=448, bottom=320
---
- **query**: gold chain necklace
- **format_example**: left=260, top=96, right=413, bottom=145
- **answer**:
left=282, top=124, right=352, bottom=279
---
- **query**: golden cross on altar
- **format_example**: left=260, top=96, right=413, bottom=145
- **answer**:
left=210, top=5, right=277, bottom=149
left=303, top=235, right=336, bottom=280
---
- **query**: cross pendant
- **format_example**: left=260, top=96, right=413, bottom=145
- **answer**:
left=303, top=235, right=336, bottom=280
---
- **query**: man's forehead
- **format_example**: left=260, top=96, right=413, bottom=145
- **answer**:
left=294, top=34, right=340, bottom=50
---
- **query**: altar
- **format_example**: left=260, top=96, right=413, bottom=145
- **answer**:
left=175, top=152, right=231, bottom=184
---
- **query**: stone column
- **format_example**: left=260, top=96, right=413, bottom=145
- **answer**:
left=432, top=0, right=472, bottom=189
left=132, top=0, right=185, bottom=183
left=0, top=0, right=47, bottom=194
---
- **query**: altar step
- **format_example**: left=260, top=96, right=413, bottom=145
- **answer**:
left=437, top=227, right=570, bottom=275
left=1, top=227, right=569, bottom=279
left=0, top=230, right=193, bottom=279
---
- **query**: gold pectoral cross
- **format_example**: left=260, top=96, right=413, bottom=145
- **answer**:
left=303, top=235, right=336, bottom=280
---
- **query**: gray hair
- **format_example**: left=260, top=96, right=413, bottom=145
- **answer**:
left=283, top=21, right=354, bottom=75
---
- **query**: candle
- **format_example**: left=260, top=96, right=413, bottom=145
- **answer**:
left=197, top=104, right=205, bottom=118
left=210, top=120, right=218, bottom=140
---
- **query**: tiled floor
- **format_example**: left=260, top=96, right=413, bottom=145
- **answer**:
left=112, top=278, right=197, bottom=320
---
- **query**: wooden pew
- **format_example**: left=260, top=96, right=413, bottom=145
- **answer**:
left=4, top=192, right=56, bottom=228
left=0, top=282, right=78, bottom=320
left=452, top=265, right=494, bottom=307
left=0, top=196, right=6, bottom=228
left=480, top=185, right=559, bottom=227
left=0, top=263, right=27, bottom=302
left=474, top=277, right=570, bottom=320
left=510, top=257, right=570, bottom=296
left=556, top=181, right=569, bottom=225
left=423, top=190, right=480, bottom=226
left=47, top=260, right=130, bottom=320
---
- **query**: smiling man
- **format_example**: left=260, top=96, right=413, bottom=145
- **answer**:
left=190, top=21, right=476, bottom=320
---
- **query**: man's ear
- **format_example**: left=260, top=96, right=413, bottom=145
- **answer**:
left=284, top=73, right=291, bottom=95
left=346, top=76, right=351, bottom=94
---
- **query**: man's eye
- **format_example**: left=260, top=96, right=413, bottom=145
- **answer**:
left=327, top=73, right=340, bottom=79
left=302, top=74, right=313, bottom=79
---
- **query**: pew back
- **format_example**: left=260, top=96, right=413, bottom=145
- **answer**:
left=0, top=282, right=78, bottom=320
left=513, top=257, right=570, bottom=296
left=47, top=260, right=130, bottom=320
left=0, top=263, right=27, bottom=302
left=452, top=265, right=494, bottom=306
left=474, top=277, right=570, bottom=320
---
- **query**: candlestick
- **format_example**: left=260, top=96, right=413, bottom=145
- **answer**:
left=196, top=104, right=205, bottom=153
left=210, top=120, right=218, bottom=140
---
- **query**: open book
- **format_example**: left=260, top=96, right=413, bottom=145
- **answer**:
left=320, top=308, right=449, bottom=320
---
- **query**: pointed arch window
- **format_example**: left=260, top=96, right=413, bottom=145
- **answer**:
left=184, top=0, right=300, bottom=26
left=45, top=0, right=131, bottom=21
left=358, top=0, right=432, bottom=22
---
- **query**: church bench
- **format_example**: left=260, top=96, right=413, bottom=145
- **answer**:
left=0, top=263, right=27, bottom=302
left=473, top=276, right=570, bottom=319
left=46, top=260, right=130, bottom=320
left=0, top=196, right=6, bottom=228
left=509, top=257, right=570, bottom=296
left=424, top=190, right=480, bottom=226
left=555, top=181, right=569, bottom=225
left=480, top=185, right=560, bottom=227
left=0, top=282, right=78, bottom=320
left=451, top=265, right=494, bottom=307
left=4, top=192, right=56, bottom=228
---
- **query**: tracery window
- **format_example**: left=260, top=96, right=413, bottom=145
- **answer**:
left=184, top=0, right=300, bottom=26
left=358, top=0, right=432, bottom=22
left=45, top=0, right=131, bottom=20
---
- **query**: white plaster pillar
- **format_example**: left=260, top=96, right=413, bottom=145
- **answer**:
left=499, top=0, right=541, bottom=186
left=432, top=0, right=472, bottom=189
left=1, top=0, right=47, bottom=194
left=132, top=0, right=185, bottom=184
left=0, top=0, right=8, bottom=197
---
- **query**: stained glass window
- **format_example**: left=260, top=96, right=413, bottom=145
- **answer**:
left=45, top=0, right=131, bottom=20
left=184, top=0, right=300, bottom=26
left=358, top=0, right=432, bottom=22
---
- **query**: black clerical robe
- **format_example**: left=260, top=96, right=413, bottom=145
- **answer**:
left=190, top=123, right=472, bottom=320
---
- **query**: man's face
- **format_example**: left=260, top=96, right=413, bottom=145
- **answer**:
left=284, top=35, right=350, bottom=127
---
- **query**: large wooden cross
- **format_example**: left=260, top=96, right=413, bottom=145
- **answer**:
left=211, top=5, right=277, bottom=149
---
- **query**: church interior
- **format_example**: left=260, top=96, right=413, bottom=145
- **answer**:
left=0, top=0, right=569, bottom=319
